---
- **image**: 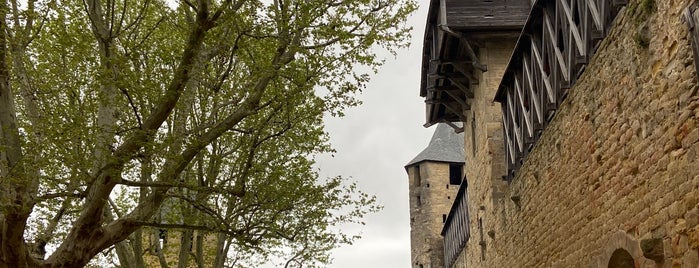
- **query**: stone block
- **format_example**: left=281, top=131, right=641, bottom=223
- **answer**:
left=683, top=249, right=699, bottom=268
left=641, top=238, right=665, bottom=262
left=690, top=228, right=699, bottom=250
left=683, top=128, right=699, bottom=149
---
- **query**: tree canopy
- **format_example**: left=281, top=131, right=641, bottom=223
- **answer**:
left=0, top=0, right=416, bottom=267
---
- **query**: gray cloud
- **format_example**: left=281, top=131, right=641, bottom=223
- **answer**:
left=315, top=2, right=435, bottom=267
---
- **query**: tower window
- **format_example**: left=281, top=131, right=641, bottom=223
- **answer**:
left=449, top=164, right=462, bottom=185
left=414, top=165, right=421, bottom=187
left=442, top=214, right=447, bottom=223
left=417, top=195, right=422, bottom=207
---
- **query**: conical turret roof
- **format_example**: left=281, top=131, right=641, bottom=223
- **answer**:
left=405, top=123, right=465, bottom=167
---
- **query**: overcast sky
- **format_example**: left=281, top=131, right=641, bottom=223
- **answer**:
left=314, top=2, right=435, bottom=267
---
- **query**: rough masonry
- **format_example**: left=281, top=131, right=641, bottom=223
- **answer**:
left=413, top=0, right=699, bottom=267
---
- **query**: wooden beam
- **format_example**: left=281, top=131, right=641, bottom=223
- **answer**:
left=438, top=25, right=488, bottom=72
left=429, top=59, right=480, bottom=86
left=443, top=88, right=471, bottom=110
left=447, top=77, right=475, bottom=98
left=444, top=121, right=465, bottom=133
left=531, top=39, right=556, bottom=104
left=442, top=102, right=468, bottom=122
left=441, top=60, right=473, bottom=66
left=495, top=0, right=627, bottom=181
left=428, top=85, right=474, bottom=99
left=544, top=9, right=570, bottom=82
left=428, top=72, right=465, bottom=80
left=586, top=0, right=603, bottom=30
left=444, top=61, right=479, bottom=85
left=558, top=0, right=586, bottom=57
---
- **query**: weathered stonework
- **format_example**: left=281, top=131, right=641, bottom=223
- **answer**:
left=413, top=0, right=699, bottom=267
left=407, top=125, right=465, bottom=268
left=409, top=162, right=461, bottom=268
left=451, top=0, right=699, bottom=267
left=454, top=38, right=519, bottom=268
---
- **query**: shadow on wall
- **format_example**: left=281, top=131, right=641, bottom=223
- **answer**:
left=607, top=249, right=634, bottom=268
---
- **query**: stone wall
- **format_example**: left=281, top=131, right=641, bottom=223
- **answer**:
left=457, top=0, right=699, bottom=267
left=409, top=161, right=461, bottom=267
left=455, top=36, right=520, bottom=268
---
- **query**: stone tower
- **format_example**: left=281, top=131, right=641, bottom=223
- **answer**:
left=405, top=123, right=464, bottom=268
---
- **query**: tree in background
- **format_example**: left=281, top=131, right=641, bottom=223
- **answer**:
left=0, top=0, right=416, bottom=267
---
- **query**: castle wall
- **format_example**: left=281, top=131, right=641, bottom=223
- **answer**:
left=409, top=162, right=461, bottom=268
left=455, top=37, right=519, bottom=268
left=457, top=0, right=699, bottom=267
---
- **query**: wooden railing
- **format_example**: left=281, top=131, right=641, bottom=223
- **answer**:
left=441, top=180, right=470, bottom=268
left=495, top=0, right=627, bottom=180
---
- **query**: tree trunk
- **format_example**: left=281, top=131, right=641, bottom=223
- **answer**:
left=115, top=240, right=138, bottom=268
left=194, top=232, right=204, bottom=268
left=132, top=230, right=146, bottom=268
left=213, top=233, right=231, bottom=268
left=177, top=230, right=193, bottom=268
left=0, top=0, right=34, bottom=265
left=153, top=229, right=170, bottom=268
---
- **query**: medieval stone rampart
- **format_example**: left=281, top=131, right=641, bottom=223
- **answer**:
left=458, top=0, right=699, bottom=267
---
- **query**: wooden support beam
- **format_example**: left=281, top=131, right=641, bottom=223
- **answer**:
left=444, top=121, right=465, bottom=133
left=514, top=76, right=534, bottom=138
left=544, top=10, right=571, bottom=82
left=448, top=78, right=475, bottom=99
left=559, top=0, right=586, bottom=57
left=429, top=58, right=479, bottom=88
left=426, top=99, right=467, bottom=121
left=425, top=99, right=466, bottom=108
left=586, top=0, right=603, bottom=30
left=531, top=40, right=556, bottom=104
left=445, top=61, right=480, bottom=85
left=495, top=0, right=627, bottom=181
left=442, top=102, right=468, bottom=122
left=428, top=85, right=474, bottom=99
left=428, top=72, right=465, bottom=79
left=441, top=60, right=474, bottom=66
left=443, top=88, right=471, bottom=110
left=437, top=16, right=488, bottom=72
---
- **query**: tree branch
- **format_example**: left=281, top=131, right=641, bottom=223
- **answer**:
left=46, top=6, right=216, bottom=264
left=129, top=221, right=244, bottom=238
left=35, top=191, right=85, bottom=201
left=118, top=87, right=143, bottom=129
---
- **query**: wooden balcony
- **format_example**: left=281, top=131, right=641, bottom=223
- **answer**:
left=494, top=0, right=627, bottom=181
left=420, top=0, right=531, bottom=130
left=440, top=180, right=470, bottom=268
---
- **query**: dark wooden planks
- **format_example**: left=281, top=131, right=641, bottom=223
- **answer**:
left=441, top=182, right=470, bottom=268
left=495, top=0, right=627, bottom=181
left=445, top=0, right=531, bottom=30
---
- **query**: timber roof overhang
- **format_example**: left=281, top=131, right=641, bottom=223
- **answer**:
left=420, top=0, right=531, bottom=130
